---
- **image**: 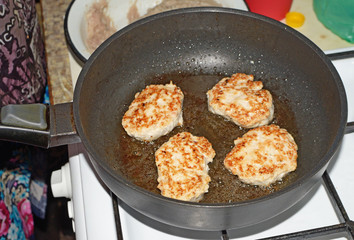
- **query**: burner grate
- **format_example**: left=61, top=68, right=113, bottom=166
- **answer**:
left=221, top=172, right=354, bottom=240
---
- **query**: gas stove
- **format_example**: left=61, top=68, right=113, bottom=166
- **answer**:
left=51, top=48, right=354, bottom=240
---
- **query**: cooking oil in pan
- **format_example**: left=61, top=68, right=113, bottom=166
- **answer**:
left=116, top=73, right=299, bottom=203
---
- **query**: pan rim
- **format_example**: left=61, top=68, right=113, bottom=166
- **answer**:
left=73, top=7, right=348, bottom=209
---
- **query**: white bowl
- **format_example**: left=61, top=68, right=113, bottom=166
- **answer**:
left=64, top=0, right=248, bottom=64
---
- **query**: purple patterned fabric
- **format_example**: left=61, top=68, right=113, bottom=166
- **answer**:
left=0, top=0, right=46, bottom=106
left=1, top=0, right=48, bottom=239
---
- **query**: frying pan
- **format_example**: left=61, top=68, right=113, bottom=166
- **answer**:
left=0, top=8, right=352, bottom=231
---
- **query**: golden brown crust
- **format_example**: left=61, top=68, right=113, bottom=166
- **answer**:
left=207, top=73, right=274, bottom=128
left=155, top=132, right=215, bottom=201
left=224, top=124, right=298, bottom=186
left=122, top=82, right=184, bottom=141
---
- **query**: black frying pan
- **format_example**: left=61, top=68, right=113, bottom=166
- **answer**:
left=73, top=8, right=349, bottom=230
left=0, top=8, right=351, bottom=231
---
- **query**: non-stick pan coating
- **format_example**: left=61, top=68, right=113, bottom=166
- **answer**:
left=74, top=8, right=347, bottom=230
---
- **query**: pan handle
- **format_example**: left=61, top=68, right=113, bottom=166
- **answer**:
left=346, top=122, right=354, bottom=134
left=0, top=102, right=81, bottom=148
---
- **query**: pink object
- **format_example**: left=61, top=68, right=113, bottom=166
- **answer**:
left=18, top=199, right=34, bottom=238
left=245, top=0, right=293, bottom=20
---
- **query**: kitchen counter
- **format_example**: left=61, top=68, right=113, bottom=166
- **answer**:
left=289, top=0, right=354, bottom=51
left=41, top=0, right=73, bottom=104
left=40, top=0, right=354, bottom=104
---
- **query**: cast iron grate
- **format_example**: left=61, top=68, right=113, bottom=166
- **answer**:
left=222, top=172, right=354, bottom=240
left=111, top=51, right=354, bottom=240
